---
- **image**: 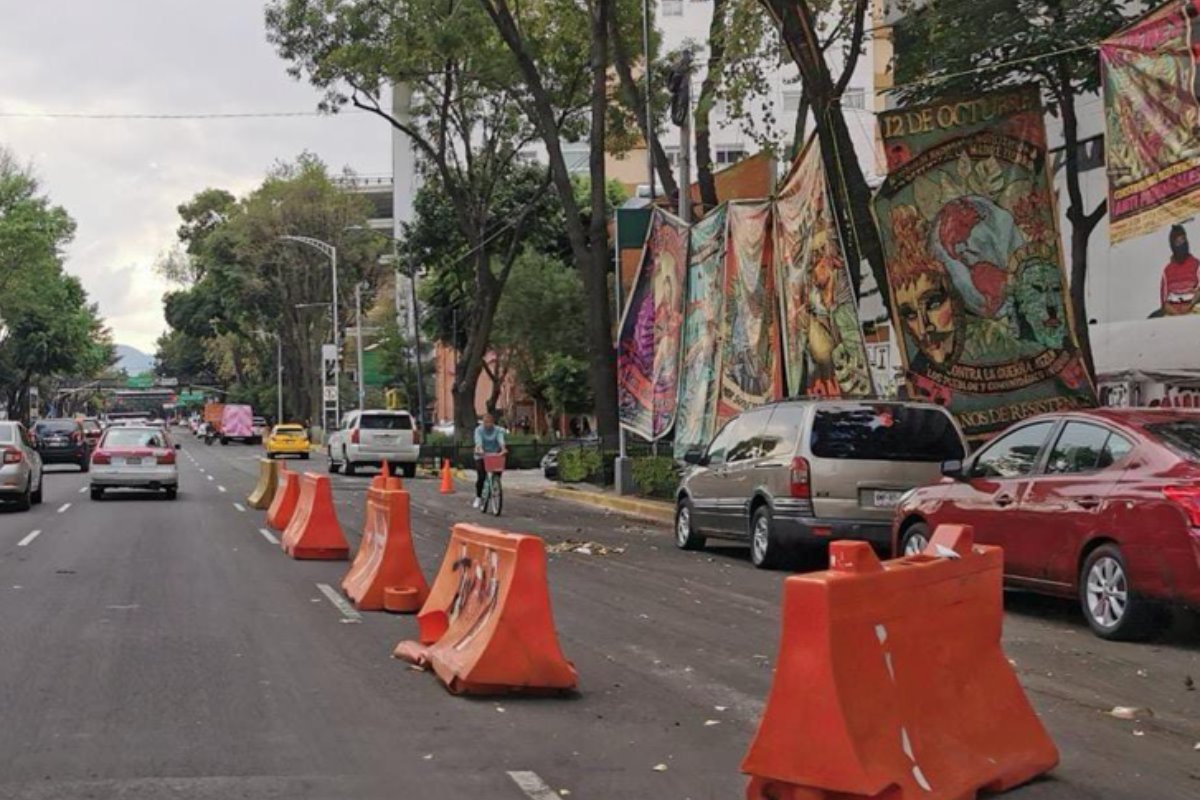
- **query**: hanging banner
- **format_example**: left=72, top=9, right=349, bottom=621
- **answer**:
left=875, top=86, right=1096, bottom=440
left=1101, top=0, right=1200, bottom=244
left=674, top=205, right=729, bottom=458
left=717, top=201, right=783, bottom=424
left=775, top=136, right=874, bottom=398
left=617, top=208, right=689, bottom=440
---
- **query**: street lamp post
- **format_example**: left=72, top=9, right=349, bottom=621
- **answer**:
left=278, top=235, right=339, bottom=436
left=354, top=281, right=367, bottom=411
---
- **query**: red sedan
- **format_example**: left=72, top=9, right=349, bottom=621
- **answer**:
left=893, top=408, right=1200, bottom=641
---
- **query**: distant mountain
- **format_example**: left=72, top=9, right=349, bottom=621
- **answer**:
left=115, top=344, right=155, bottom=376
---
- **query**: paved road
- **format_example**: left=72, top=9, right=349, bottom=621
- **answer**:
left=0, top=432, right=1197, bottom=799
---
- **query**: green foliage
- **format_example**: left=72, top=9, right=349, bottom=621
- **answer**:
left=558, top=445, right=603, bottom=483
left=0, top=149, right=113, bottom=419
left=539, top=353, right=593, bottom=419
left=630, top=455, right=680, bottom=499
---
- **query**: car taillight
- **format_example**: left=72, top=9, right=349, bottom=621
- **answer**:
left=789, top=456, right=811, bottom=499
left=157, top=450, right=176, bottom=465
left=92, top=451, right=112, bottom=465
left=1164, top=485, right=1200, bottom=527
left=2, top=447, right=22, bottom=465
left=351, top=428, right=360, bottom=445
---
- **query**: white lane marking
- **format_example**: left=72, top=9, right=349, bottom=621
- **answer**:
left=316, top=583, right=362, bottom=623
left=78, top=486, right=87, bottom=494
left=233, top=502, right=246, bottom=512
left=206, top=475, right=214, bottom=482
left=17, top=530, right=41, bottom=547
left=56, top=503, right=71, bottom=514
left=507, top=771, right=560, bottom=800
left=258, top=528, right=279, bottom=545
left=218, top=485, right=227, bottom=493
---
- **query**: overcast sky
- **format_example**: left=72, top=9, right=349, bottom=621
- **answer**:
left=0, top=1, right=390, bottom=353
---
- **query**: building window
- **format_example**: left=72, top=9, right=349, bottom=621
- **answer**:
left=663, top=146, right=681, bottom=168
left=662, top=0, right=683, bottom=15
left=782, top=90, right=804, bottom=113
left=841, top=87, right=866, bottom=110
left=715, top=148, right=746, bottom=166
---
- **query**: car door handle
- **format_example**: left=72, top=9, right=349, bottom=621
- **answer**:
left=1074, top=496, right=1101, bottom=510
left=994, top=493, right=1015, bottom=508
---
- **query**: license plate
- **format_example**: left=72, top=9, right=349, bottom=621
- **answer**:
left=872, top=490, right=902, bottom=508
left=124, top=457, right=143, bottom=466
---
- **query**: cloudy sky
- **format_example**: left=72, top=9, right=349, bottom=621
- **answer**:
left=0, top=1, right=390, bottom=353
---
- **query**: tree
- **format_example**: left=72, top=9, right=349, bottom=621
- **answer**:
left=890, top=0, right=1144, bottom=377
left=266, top=0, right=560, bottom=437
left=757, top=0, right=884, bottom=302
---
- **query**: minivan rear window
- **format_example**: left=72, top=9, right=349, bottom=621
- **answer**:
left=361, top=414, right=413, bottom=431
left=810, top=405, right=964, bottom=462
left=1145, top=419, right=1200, bottom=462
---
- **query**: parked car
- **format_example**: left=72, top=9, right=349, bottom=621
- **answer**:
left=80, top=417, right=103, bottom=449
left=265, top=424, right=311, bottom=460
left=675, top=399, right=966, bottom=569
left=251, top=416, right=269, bottom=444
left=0, top=421, right=44, bottom=510
left=33, top=418, right=90, bottom=472
left=893, top=408, right=1200, bottom=641
left=327, top=409, right=420, bottom=478
left=541, top=447, right=560, bottom=480
left=89, top=425, right=180, bottom=500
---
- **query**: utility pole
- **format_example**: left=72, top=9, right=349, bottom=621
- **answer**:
left=354, top=281, right=366, bottom=411
left=408, top=262, right=427, bottom=433
left=671, top=49, right=694, bottom=223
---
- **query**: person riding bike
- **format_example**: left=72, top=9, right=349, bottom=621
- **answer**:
left=473, top=412, right=507, bottom=509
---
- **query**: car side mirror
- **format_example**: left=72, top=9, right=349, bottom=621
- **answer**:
left=941, top=459, right=966, bottom=481
left=683, top=447, right=705, bottom=466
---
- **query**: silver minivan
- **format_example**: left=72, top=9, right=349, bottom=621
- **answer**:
left=675, top=399, right=967, bottom=568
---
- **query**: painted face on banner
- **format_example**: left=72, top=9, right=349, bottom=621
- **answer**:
left=1015, top=259, right=1066, bottom=349
left=896, top=270, right=959, bottom=366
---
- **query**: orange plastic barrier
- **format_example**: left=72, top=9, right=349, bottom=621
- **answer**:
left=393, top=524, right=577, bottom=695
left=265, top=465, right=300, bottom=532
left=340, top=476, right=429, bottom=611
left=370, top=461, right=402, bottom=491
left=246, top=457, right=278, bottom=510
left=439, top=459, right=454, bottom=494
left=280, top=473, right=349, bottom=561
left=741, top=524, right=1058, bottom=800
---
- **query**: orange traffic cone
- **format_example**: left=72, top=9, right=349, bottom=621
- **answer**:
left=439, top=458, right=454, bottom=494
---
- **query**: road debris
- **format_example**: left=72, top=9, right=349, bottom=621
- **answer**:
left=1109, top=706, right=1153, bottom=720
left=546, top=539, right=626, bottom=556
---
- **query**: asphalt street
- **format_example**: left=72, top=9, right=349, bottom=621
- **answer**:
left=0, top=433, right=1198, bottom=799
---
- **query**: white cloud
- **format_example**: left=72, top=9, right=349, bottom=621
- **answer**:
left=0, top=1, right=391, bottom=352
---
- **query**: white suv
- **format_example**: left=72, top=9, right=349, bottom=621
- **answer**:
left=327, top=410, right=420, bottom=477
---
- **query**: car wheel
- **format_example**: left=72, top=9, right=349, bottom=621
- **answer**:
left=79, top=459, right=89, bottom=474
left=674, top=499, right=706, bottom=551
left=90, top=486, right=104, bottom=501
left=13, top=479, right=32, bottom=511
left=301, top=452, right=310, bottom=461
left=899, top=521, right=931, bottom=557
left=1079, top=544, right=1163, bottom=641
left=327, top=449, right=340, bottom=474
left=750, top=504, right=785, bottom=570
left=220, top=438, right=229, bottom=446
left=343, top=452, right=356, bottom=476
left=31, top=471, right=43, bottom=505
left=266, top=453, right=276, bottom=460
left=165, top=487, right=178, bottom=501
left=402, top=463, right=416, bottom=478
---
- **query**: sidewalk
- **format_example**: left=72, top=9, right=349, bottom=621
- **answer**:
left=541, top=484, right=674, bottom=526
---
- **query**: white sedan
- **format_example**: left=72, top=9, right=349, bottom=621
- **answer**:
left=89, top=426, right=180, bottom=500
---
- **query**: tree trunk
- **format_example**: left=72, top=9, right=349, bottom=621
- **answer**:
left=760, top=0, right=887, bottom=305
left=695, top=0, right=729, bottom=212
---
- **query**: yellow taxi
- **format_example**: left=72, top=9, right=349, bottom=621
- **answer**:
left=264, top=424, right=311, bottom=459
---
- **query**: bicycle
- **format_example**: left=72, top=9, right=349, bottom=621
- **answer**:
left=479, top=453, right=506, bottom=516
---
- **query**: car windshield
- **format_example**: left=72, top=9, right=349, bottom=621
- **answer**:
left=1145, top=419, right=1200, bottom=462
left=0, top=425, right=13, bottom=444
left=361, top=414, right=412, bottom=430
left=810, top=405, right=965, bottom=462
left=35, top=421, right=78, bottom=434
left=103, top=429, right=167, bottom=448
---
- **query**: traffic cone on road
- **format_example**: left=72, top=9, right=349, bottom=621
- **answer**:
left=439, top=459, right=454, bottom=494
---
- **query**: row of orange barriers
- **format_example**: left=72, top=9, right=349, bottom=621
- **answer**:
left=250, top=460, right=1058, bottom=795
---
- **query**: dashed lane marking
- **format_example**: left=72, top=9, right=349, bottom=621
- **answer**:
left=206, top=475, right=214, bottom=482
left=233, top=502, right=246, bottom=512
left=56, top=503, right=71, bottom=514
left=316, top=583, right=362, bottom=623
left=258, top=528, right=279, bottom=545
left=218, top=485, right=227, bottom=493
left=507, top=771, right=560, bottom=800
left=17, top=530, right=41, bottom=547
left=78, top=486, right=87, bottom=494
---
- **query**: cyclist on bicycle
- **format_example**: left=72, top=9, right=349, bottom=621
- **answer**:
left=472, top=412, right=508, bottom=509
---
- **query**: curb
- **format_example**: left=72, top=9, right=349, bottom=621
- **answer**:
left=543, top=486, right=674, bottom=525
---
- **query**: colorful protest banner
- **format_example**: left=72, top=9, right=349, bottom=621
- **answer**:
left=775, top=136, right=874, bottom=399
left=1101, top=1, right=1200, bottom=244
left=674, top=204, right=728, bottom=458
left=617, top=208, right=689, bottom=440
left=717, top=201, right=783, bottom=424
left=875, top=86, right=1096, bottom=440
